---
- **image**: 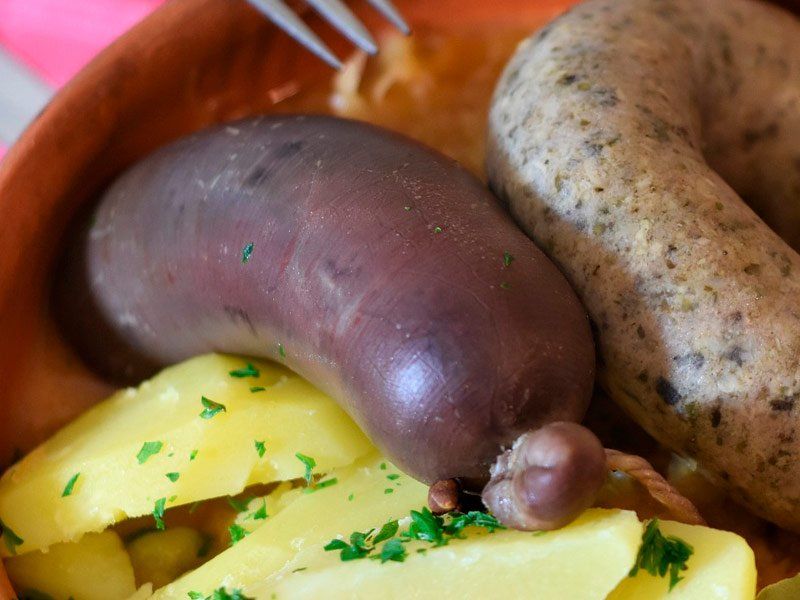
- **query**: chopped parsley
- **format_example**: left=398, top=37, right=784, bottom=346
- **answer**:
left=503, top=251, right=515, bottom=267
left=323, top=520, right=402, bottom=563
left=168, top=495, right=178, bottom=503
left=384, top=488, right=394, bottom=494
left=447, top=511, right=504, bottom=536
left=199, top=396, right=226, bottom=419
left=136, top=441, right=163, bottom=464
left=322, top=509, right=503, bottom=565
left=0, top=519, right=24, bottom=555
left=241, top=243, right=254, bottom=264
left=401, top=508, right=504, bottom=547
left=629, top=519, right=694, bottom=591
left=379, top=463, right=387, bottom=470
left=295, top=452, right=316, bottom=486
left=153, top=497, right=167, bottom=530
left=403, top=205, right=412, bottom=211
left=373, top=520, right=399, bottom=544
left=190, top=449, right=199, bottom=461
left=278, top=343, right=286, bottom=358
left=249, top=500, right=267, bottom=521
left=499, top=282, right=512, bottom=290
left=386, top=474, right=400, bottom=481
left=403, top=507, right=445, bottom=545
left=254, top=440, right=267, bottom=458
left=227, top=496, right=254, bottom=513
left=324, top=530, right=373, bottom=561
left=189, top=588, right=255, bottom=600
left=304, top=477, right=338, bottom=494
left=348, top=493, right=354, bottom=501
left=378, top=538, right=407, bottom=563
left=61, top=473, right=80, bottom=497
left=433, top=226, right=443, bottom=233
left=229, top=363, right=260, bottom=378
left=250, top=386, right=266, bottom=393
left=292, top=567, right=307, bottom=573
left=228, top=523, right=249, bottom=546
left=166, top=472, right=180, bottom=482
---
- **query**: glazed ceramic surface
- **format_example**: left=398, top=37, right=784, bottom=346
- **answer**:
left=0, top=0, right=574, bottom=595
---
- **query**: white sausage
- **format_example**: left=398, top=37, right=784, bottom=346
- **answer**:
left=488, top=0, right=800, bottom=530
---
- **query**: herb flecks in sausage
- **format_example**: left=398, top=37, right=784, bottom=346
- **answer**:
left=489, top=0, right=800, bottom=530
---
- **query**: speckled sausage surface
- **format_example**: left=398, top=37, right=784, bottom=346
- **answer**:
left=488, top=0, right=800, bottom=530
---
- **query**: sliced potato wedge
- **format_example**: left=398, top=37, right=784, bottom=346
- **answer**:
left=263, top=509, right=643, bottom=600
left=608, top=519, right=756, bottom=599
left=0, top=354, right=371, bottom=555
left=231, top=481, right=295, bottom=537
left=155, top=452, right=643, bottom=600
left=757, top=574, right=800, bottom=600
left=4, top=530, right=136, bottom=600
left=127, top=527, right=206, bottom=589
left=154, top=452, right=426, bottom=599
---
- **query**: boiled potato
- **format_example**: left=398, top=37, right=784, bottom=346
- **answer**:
left=277, top=514, right=757, bottom=600
left=127, top=584, right=154, bottom=599
left=154, top=452, right=428, bottom=598
left=0, top=354, right=372, bottom=555
left=608, top=519, right=756, bottom=600
left=158, top=448, right=757, bottom=600
left=4, top=530, right=136, bottom=600
left=757, top=574, right=800, bottom=599
left=264, top=509, right=642, bottom=600
left=127, top=527, right=206, bottom=589
left=155, top=453, right=642, bottom=600
left=231, top=481, right=295, bottom=537
left=0, top=352, right=758, bottom=600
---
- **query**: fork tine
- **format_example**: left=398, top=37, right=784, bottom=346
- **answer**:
left=306, top=0, right=378, bottom=55
left=246, top=0, right=342, bottom=69
left=366, top=0, right=411, bottom=35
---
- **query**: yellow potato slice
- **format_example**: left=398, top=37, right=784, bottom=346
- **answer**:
left=757, top=574, right=800, bottom=600
left=127, top=584, right=154, bottom=600
left=4, top=530, right=136, bottom=600
left=263, top=509, right=642, bottom=600
left=155, top=452, right=427, bottom=599
left=155, top=452, right=643, bottom=600
left=0, top=354, right=372, bottom=555
left=608, top=520, right=756, bottom=600
left=231, top=481, right=295, bottom=537
left=127, top=527, right=206, bottom=589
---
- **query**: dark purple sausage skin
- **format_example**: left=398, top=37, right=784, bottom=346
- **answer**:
left=55, top=115, right=596, bottom=499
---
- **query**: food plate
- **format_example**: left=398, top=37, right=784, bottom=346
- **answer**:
left=0, top=3, right=575, bottom=595
left=0, top=0, right=798, bottom=597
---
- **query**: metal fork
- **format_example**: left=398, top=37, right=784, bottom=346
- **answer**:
left=0, top=0, right=408, bottom=148
left=247, top=0, right=410, bottom=69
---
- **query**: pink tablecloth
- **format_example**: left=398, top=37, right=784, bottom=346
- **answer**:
left=0, top=0, right=164, bottom=155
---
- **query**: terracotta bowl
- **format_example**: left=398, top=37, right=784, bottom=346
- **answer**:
left=1, top=0, right=798, bottom=596
left=0, top=0, right=577, bottom=595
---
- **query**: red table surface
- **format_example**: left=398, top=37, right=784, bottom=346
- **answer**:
left=0, top=0, right=165, bottom=156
